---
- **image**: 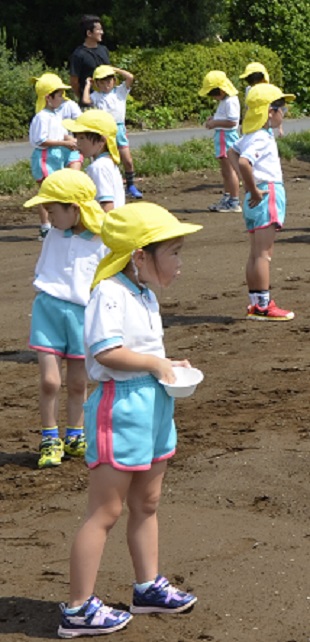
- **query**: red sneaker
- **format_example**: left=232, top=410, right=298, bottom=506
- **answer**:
left=247, top=300, right=294, bottom=321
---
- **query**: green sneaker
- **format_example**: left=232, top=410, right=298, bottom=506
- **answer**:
left=64, top=433, right=86, bottom=457
left=38, top=438, right=64, bottom=469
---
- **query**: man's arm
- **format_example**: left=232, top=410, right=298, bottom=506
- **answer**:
left=70, top=75, right=80, bottom=100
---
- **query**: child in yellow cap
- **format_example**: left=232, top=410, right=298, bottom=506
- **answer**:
left=29, top=73, right=83, bottom=239
left=228, top=83, right=295, bottom=321
left=63, top=109, right=125, bottom=212
left=199, top=70, right=241, bottom=212
left=58, top=202, right=202, bottom=638
left=239, top=62, right=284, bottom=137
left=23, top=169, right=108, bottom=469
left=82, top=64, right=143, bottom=199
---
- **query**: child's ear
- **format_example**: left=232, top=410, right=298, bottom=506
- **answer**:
left=133, top=249, right=145, bottom=267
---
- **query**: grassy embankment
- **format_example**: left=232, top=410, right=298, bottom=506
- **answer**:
left=0, top=132, right=310, bottom=196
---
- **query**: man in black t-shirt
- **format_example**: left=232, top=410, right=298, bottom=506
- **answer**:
left=70, top=15, right=110, bottom=106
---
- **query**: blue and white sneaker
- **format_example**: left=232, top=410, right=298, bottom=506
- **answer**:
left=126, top=184, right=143, bottom=199
left=58, top=595, right=132, bottom=638
left=130, top=575, right=197, bottom=614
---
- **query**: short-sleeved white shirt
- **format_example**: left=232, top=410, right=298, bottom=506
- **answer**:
left=213, top=95, right=240, bottom=130
left=29, top=109, right=67, bottom=148
left=33, top=228, right=107, bottom=306
left=55, top=100, right=82, bottom=120
left=90, top=82, right=129, bottom=123
left=233, top=129, right=283, bottom=183
left=86, top=153, right=125, bottom=206
left=84, top=273, right=165, bottom=382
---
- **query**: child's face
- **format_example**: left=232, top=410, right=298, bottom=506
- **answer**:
left=75, top=133, right=106, bottom=159
left=136, top=237, right=184, bottom=288
left=269, top=105, right=287, bottom=128
left=95, top=76, right=115, bottom=93
left=44, top=202, right=79, bottom=230
left=46, top=90, right=64, bottom=110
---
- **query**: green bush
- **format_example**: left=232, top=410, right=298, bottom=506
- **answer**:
left=113, top=41, right=282, bottom=122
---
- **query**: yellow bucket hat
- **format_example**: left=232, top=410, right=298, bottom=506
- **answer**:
left=198, top=70, right=238, bottom=97
left=23, top=168, right=105, bottom=235
left=30, top=73, right=71, bottom=113
left=92, top=64, right=115, bottom=90
left=243, top=83, right=296, bottom=134
left=62, top=109, right=120, bottom=165
left=92, top=202, right=203, bottom=288
left=239, top=62, right=270, bottom=82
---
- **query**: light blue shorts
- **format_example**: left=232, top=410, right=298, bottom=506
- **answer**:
left=31, top=147, right=82, bottom=181
left=243, top=182, right=286, bottom=232
left=29, top=292, right=85, bottom=358
left=84, top=375, right=176, bottom=470
left=116, top=123, right=129, bottom=148
left=214, top=129, right=239, bottom=158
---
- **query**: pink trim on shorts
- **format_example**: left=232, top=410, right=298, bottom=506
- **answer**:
left=90, top=381, right=154, bottom=471
left=41, top=148, right=48, bottom=179
left=219, top=130, right=227, bottom=157
left=268, top=183, right=278, bottom=224
left=153, top=450, right=176, bottom=463
left=28, top=343, right=84, bottom=359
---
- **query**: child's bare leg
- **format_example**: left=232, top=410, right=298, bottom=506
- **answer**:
left=38, top=203, right=50, bottom=226
left=119, top=146, right=133, bottom=173
left=66, top=359, right=87, bottom=427
left=69, top=465, right=133, bottom=606
left=38, top=352, right=62, bottom=427
left=126, top=460, right=167, bottom=582
left=246, top=225, right=276, bottom=291
left=68, top=161, right=82, bottom=170
left=220, top=157, right=239, bottom=198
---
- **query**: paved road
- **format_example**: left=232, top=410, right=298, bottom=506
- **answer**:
left=0, top=118, right=309, bottom=167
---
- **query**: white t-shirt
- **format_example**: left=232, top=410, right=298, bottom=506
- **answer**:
left=213, top=95, right=240, bottom=130
left=33, top=228, right=107, bottom=306
left=90, top=82, right=129, bottom=123
left=29, top=109, right=67, bottom=148
left=233, top=129, right=283, bottom=183
left=86, top=153, right=125, bottom=206
left=55, top=100, right=82, bottom=120
left=84, top=273, right=165, bottom=382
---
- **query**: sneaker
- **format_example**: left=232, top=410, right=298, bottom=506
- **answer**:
left=38, top=438, right=64, bottom=469
left=58, top=595, right=132, bottom=638
left=247, top=299, right=295, bottom=321
left=217, top=198, right=242, bottom=213
left=130, top=575, right=197, bottom=614
left=126, top=184, right=143, bottom=199
left=38, top=227, right=50, bottom=241
left=208, top=194, right=229, bottom=212
left=64, top=434, right=86, bottom=458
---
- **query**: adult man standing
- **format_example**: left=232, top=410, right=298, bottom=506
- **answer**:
left=70, top=15, right=110, bottom=106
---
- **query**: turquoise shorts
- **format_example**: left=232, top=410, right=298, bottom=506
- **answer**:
left=84, top=375, right=176, bottom=470
left=29, top=291, right=85, bottom=358
left=31, top=147, right=82, bottom=181
left=116, top=123, right=129, bottom=148
left=243, top=182, right=286, bottom=232
left=214, top=129, right=239, bottom=158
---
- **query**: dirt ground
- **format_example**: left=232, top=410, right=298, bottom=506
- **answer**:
left=0, top=159, right=310, bottom=642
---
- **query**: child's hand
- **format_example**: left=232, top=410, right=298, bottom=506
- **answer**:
left=151, top=357, right=177, bottom=384
left=171, top=359, right=191, bottom=368
left=85, top=77, right=93, bottom=86
left=63, top=137, right=78, bottom=150
left=204, top=117, right=214, bottom=130
left=248, top=187, right=268, bottom=208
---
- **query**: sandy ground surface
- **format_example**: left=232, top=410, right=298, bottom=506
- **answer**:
left=0, top=160, right=310, bottom=642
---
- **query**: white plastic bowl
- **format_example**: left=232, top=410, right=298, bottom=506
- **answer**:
left=159, top=366, right=204, bottom=398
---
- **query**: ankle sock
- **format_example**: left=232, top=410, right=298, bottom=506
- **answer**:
left=42, top=426, right=59, bottom=440
left=257, top=291, right=270, bottom=308
left=134, top=579, right=155, bottom=593
left=65, top=426, right=84, bottom=439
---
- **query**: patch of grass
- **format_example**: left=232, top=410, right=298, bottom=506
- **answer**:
left=278, top=131, right=310, bottom=161
left=0, top=160, right=35, bottom=195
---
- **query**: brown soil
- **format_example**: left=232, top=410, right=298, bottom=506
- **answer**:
left=1, top=160, right=310, bottom=642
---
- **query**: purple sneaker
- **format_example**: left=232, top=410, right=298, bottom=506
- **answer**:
left=58, top=595, right=132, bottom=638
left=130, top=575, right=197, bottom=614
left=126, top=184, right=143, bottom=199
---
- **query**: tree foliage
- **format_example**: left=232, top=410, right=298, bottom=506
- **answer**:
left=0, top=0, right=226, bottom=67
left=227, top=0, right=310, bottom=104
